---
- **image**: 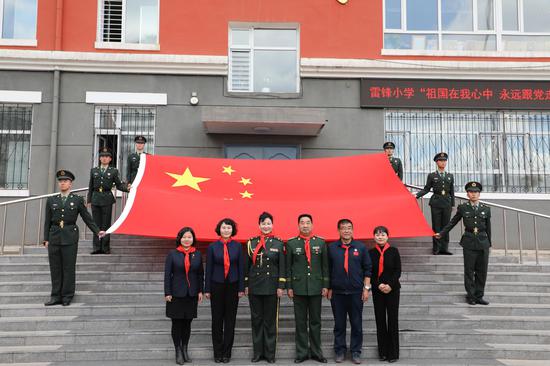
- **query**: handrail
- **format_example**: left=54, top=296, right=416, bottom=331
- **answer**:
left=0, top=188, right=88, bottom=207
left=405, top=184, right=550, bottom=219
left=406, top=183, right=548, bottom=264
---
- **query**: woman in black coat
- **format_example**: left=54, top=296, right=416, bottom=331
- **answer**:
left=368, top=226, right=401, bottom=363
left=164, top=227, right=204, bottom=365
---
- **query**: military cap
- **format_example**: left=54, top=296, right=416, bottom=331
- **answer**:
left=99, top=147, right=112, bottom=157
left=434, top=152, right=448, bottom=162
left=56, top=169, right=75, bottom=181
left=134, top=135, right=147, bottom=143
left=465, top=181, right=482, bottom=192
left=383, top=141, right=396, bottom=149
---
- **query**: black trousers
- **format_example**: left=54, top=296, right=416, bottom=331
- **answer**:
left=249, top=294, right=279, bottom=360
left=47, top=243, right=78, bottom=301
left=171, top=319, right=192, bottom=348
left=463, top=247, right=490, bottom=301
left=210, top=281, right=239, bottom=358
left=293, top=295, right=323, bottom=359
left=330, top=292, right=364, bottom=355
left=92, top=204, right=112, bottom=252
left=431, top=206, right=451, bottom=252
left=372, top=289, right=400, bottom=361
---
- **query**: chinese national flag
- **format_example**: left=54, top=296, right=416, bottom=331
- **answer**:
left=108, top=153, right=433, bottom=241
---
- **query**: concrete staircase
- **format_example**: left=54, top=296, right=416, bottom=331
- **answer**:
left=0, top=236, right=549, bottom=366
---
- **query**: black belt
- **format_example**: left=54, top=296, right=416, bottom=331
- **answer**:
left=465, top=228, right=485, bottom=234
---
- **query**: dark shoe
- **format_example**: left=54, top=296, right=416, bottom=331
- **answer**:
left=62, top=300, right=71, bottom=306
left=379, top=356, right=388, bottom=361
left=476, top=298, right=490, bottom=305
left=294, top=358, right=308, bottom=363
left=388, top=358, right=398, bottom=363
left=90, top=250, right=101, bottom=255
left=467, top=298, right=476, bottom=305
left=222, top=357, right=230, bottom=363
left=351, top=353, right=361, bottom=364
left=44, top=299, right=62, bottom=306
left=214, top=358, right=222, bottom=363
left=175, top=346, right=184, bottom=365
left=432, top=251, right=440, bottom=255
left=311, top=355, right=327, bottom=363
left=439, top=251, right=453, bottom=255
left=103, top=250, right=111, bottom=254
left=335, top=353, right=345, bottom=363
left=251, top=356, right=263, bottom=363
left=266, top=359, right=275, bottom=364
left=182, top=345, right=191, bottom=362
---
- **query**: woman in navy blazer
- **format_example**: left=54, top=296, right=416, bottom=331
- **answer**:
left=205, top=218, right=245, bottom=363
left=164, top=227, right=204, bottom=365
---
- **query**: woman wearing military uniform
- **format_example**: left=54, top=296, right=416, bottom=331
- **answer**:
left=437, top=181, right=491, bottom=305
left=126, top=135, right=147, bottom=184
left=416, top=152, right=455, bottom=255
left=87, top=147, right=129, bottom=254
left=43, top=170, right=105, bottom=307
left=245, top=212, right=286, bottom=364
left=383, top=142, right=403, bottom=181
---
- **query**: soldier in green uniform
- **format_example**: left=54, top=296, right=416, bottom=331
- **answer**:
left=416, top=152, right=455, bottom=255
left=245, top=212, right=286, bottom=364
left=43, top=170, right=105, bottom=306
left=286, top=214, right=329, bottom=364
left=383, top=142, right=403, bottom=181
left=87, top=147, right=129, bottom=254
left=436, top=181, right=491, bottom=306
left=127, top=135, right=147, bottom=184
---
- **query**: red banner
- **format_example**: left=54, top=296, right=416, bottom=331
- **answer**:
left=108, top=153, right=433, bottom=241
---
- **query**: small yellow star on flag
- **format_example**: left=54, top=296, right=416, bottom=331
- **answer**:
left=240, top=190, right=253, bottom=199
left=166, top=168, right=210, bottom=192
left=239, top=177, right=252, bottom=186
left=222, top=166, right=236, bottom=176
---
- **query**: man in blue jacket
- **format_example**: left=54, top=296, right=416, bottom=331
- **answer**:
left=327, top=219, right=372, bottom=364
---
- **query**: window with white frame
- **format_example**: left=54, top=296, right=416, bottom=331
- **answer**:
left=229, top=26, right=300, bottom=93
left=384, top=0, right=550, bottom=52
left=99, top=0, right=159, bottom=44
left=94, top=106, right=155, bottom=181
left=0, top=104, right=32, bottom=190
left=0, top=0, right=37, bottom=40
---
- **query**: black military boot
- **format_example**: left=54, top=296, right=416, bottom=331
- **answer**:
left=182, top=344, right=191, bottom=363
left=175, top=345, right=184, bottom=365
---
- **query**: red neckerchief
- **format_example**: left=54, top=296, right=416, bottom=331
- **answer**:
left=176, top=246, right=196, bottom=287
left=375, top=243, right=390, bottom=278
left=299, top=233, right=313, bottom=265
left=220, top=237, right=232, bottom=279
left=253, top=232, right=274, bottom=265
left=341, top=241, right=352, bottom=274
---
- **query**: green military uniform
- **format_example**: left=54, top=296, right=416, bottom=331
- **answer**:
left=44, top=170, right=100, bottom=305
left=389, top=157, right=403, bottom=181
left=439, top=182, right=491, bottom=305
left=87, top=154, right=128, bottom=253
left=383, top=142, right=403, bottom=181
left=127, top=135, right=148, bottom=184
left=416, top=152, right=455, bottom=255
left=245, top=235, right=286, bottom=362
left=286, top=235, right=329, bottom=361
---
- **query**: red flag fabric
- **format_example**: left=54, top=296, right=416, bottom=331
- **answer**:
left=108, top=153, right=433, bottom=241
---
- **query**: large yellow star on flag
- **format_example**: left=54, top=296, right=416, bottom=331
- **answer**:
left=240, top=190, right=253, bottom=199
left=222, top=166, right=236, bottom=176
left=166, top=168, right=210, bottom=192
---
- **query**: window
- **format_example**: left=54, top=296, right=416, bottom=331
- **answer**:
left=0, top=0, right=37, bottom=40
left=225, top=145, right=299, bottom=160
left=0, top=104, right=32, bottom=190
left=384, top=0, right=550, bottom=52
left=99, top=0, right=159, bottom=45
left=385, top=109, right=550, bottom=193
left=94, top=106, right=155, bottom=181
left=229, top=26, right=299, bottom=93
